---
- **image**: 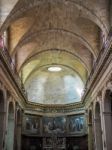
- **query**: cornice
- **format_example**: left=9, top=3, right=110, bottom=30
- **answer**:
left=25, top=101, right=85, bottom=114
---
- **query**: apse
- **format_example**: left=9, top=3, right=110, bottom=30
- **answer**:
left=25, top=65, right=84, bottom=104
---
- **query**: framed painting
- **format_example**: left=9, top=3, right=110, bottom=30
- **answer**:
left=43, top=116, right=66, bottom=134
left=68, top=115, right=87, bottom=135
left=23, top=114, right=41, bottom=135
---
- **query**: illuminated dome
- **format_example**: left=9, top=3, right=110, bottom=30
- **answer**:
left=25, top=66, right=84, bottom=104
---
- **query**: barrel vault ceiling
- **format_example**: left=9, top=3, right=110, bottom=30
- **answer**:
left=0, top=0, right=110, bottom=104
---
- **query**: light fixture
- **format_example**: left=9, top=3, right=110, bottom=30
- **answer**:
left=48, top=66, right=62, bottom=72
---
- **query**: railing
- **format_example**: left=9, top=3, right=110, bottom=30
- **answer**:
left=0, top=35, right=27, bottom=98
left=83, top=29, right=112, bottom=98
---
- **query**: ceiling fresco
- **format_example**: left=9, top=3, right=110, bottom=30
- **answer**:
left=0, top=0, right=110, bottom=104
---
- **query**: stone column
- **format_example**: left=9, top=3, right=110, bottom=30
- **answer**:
left=0, top=112, right=6, bottom=150
left=94, top=118, right=103, bottom=150
left=3, top=30, right=9, bottom=49
left=103, top=111, right=112, bottom=150
left=6, top=114, right=15, bottom=150
left=16, top=123, right=22, bottom=150
left=88, top=123, right=93, bottom=150
left=40, top=117, right=43, bottom=136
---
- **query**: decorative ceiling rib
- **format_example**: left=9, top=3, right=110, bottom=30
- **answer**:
left=20, top=50, right=88, bottom=84
left=18, top=49, right=92, bottom=73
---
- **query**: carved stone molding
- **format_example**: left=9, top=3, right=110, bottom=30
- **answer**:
left=97, top=91, right=102, bottom=101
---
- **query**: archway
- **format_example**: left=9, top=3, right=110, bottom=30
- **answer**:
left=0, top=90, right=5, bottom=150
left=6, top=102, right=15, bottom=150
left=88, top=109, right=94, bottom=150
left=103, top=89, right=112, bottom=150
left=94, top=102, right=103, bottom=150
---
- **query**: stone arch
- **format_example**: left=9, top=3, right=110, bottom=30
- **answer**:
left=94, top=102, right=103, bottom=150
left=0, top=0, right=108, bottom=36
left=18, top=48, right=91, bottom=74
left=0, top=89, right=6, bottom=150
left=102, top=87, right=112, bottom=150
left=13, top=28, right=95, bottom=58
left=6, top=101, right=15, bottom=150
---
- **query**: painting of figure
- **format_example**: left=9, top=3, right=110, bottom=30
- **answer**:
left=69, top=115, right=86, bottom=134
left=43, top=116, right=66, bottom=134
left=25, top=115, right=41, bottom=134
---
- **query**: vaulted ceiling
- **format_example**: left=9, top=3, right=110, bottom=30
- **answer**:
left=0, top=0, right=110, bottom=104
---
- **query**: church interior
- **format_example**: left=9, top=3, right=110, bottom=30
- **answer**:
left=0, top=0, right=112, bottom=150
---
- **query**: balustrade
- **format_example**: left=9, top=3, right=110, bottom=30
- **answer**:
left=83, top=29, right=112, bottom=98
left=0, top=35, right=27, bottom=98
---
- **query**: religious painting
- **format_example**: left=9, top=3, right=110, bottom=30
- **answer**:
left=24, top=115, right=41, bottom=134
left=43, top=116, right=66, bottom=134
left=68, top=115, right=86, bottom=135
